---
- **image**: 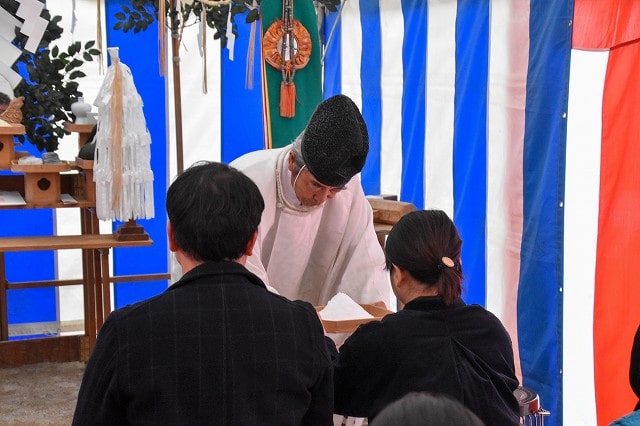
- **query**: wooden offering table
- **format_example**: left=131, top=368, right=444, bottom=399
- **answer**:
left=0, top=234, right=154, bottom=366
left=0, top=122, right=169, bottom=367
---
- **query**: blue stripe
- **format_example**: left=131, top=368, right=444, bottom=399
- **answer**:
left=359, top=0, right=382, bottom=196
left=3, top=208, right=56, bottom=325
left=105, top=0, right=169, bottom=307
left=1, top=65, right=66, bottom=327
left=322, top=8, right=342, bottom=99
left=452, top=0, right=489, bottom=307
left=400, top=0, right=426, bottom=209
left=221, top=17, right=265, bottom=162
left=519, top=1, right=573, bottom=424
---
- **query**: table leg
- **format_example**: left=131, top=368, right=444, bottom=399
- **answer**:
left=82, top=246, right=97, bottom=353
left=98, top=248, right=111, bottom=328
left=80, top=208, right=100, bottom=354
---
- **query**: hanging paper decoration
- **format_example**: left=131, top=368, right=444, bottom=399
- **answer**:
left=93, top=47, right=154, bottom=222
left=245, top=0, right=258, bottom=90
left=0, top=0, right=49, bottom=89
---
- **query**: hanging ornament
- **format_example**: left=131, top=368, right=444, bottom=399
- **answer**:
left=93, top=47, right=155, bottom=225
left=263, top=0, right=312, bottom=118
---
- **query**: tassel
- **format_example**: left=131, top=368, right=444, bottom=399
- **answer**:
left=280, top=81, right=296, bottom=118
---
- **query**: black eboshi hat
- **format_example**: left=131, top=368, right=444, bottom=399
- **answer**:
left=300, top=94, right=369, bottom=187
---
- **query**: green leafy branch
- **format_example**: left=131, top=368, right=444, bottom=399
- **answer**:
left=1, top=0, right=101, bottom=152
left=14, top=39, right=100, bottom=152
left=113, top=0, right=341, bottom=46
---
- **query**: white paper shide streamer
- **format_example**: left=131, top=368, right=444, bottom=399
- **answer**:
left=93, top=47, right=154, bottom=222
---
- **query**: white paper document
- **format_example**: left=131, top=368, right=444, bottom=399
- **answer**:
left=0, top=190, right=26, bottom=206
left=60, top=193, right=78, bottom=205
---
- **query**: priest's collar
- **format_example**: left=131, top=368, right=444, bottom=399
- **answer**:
left=275, top=148, right=320, bottom=213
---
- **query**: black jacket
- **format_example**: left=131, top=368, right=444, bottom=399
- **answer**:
left=73, top=261, right=333, bottom=425
left=333, top=296, right=520, bottom=425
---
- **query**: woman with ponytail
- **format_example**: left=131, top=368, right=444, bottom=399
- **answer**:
left=333, top=210, right=520, bottom=425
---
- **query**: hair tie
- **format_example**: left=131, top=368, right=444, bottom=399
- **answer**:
left=441, top=256, right=455, bottom=268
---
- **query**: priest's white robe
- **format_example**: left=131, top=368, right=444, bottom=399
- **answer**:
left=231, top=146, right=390, bottom=307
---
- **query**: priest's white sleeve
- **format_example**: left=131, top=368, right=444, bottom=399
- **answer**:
left=318, top=183, right=391, bottom=307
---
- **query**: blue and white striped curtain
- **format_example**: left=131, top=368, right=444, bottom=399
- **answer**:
left=221, top=1, right=570, bottom=422
left=201, top=1, right=640, bottom=422
left=312, top=2, right=570, bottom=425
left=11, top=1, right=639, bottom=424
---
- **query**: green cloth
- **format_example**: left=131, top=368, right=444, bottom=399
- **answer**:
left=261, top=0, right=322, bottom=148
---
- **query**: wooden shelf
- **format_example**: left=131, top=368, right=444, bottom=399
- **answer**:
left=0, top=174, right=89, bottom=209
left=0, top=122, right=166, bottom=366
left=0, top=234, right=153, bottom=252
left=63, top=122, right=95, bottom=133
left=10, top=160, right=76, bottom=173
left=0, top=200, right=94, bottom=210
left=0, top=121, right=25, bottom=135
left=64, top=122, right=95, bottom=147
left=75, top=157, right=93, bottom=169
left=0, top=234, right=153, bottom=251
left=0, top=335, right=85, bottom=368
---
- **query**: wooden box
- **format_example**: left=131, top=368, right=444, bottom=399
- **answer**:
left=75, top=157, right=95, bottom=202
left=0, top=135, right=15, bottom=169
left=315, top=304, right=393, bottom=333
left=0, top=122, right=25, bottom=169
left=10, top=162, right=72, bottom=204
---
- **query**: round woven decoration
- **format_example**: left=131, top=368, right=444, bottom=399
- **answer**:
left=263, top=19, right=312, bottom=72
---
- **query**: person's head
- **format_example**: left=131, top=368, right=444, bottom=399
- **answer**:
left=371, top=392, right=485, bottom=426
left=385, top=210, right=463, bottom=305
left=287, top=94, right=369, bottom=206
left=0, top=92, right=11, bottom=115
left=166, top=161, right=264, bottom=264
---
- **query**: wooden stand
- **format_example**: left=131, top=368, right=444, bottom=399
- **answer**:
left=10, top=162, right=73, bottom=204
left=0, top=136, right=15, bottom=168
left=367, top=197, right=417, bottom=247
left=0, top=235, right=155, bottom=366
left=64, top=122, right=95, bottom=147
left=75, top=158, right=95, bottom=202
left=0, top=122, right=24, bottom=168
left=115, top=219, right=150, bottom=241
left=0, top=123, right=170, bottom=367
left=23, top=172, right=61, bottom=203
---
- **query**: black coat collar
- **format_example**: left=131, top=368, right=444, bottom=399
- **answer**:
left=168, top=260, right=267, bottom=292
left=403, top=296, right=466, bottom=311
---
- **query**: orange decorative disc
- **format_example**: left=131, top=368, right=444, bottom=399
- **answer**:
left=263, top=18, right=312, bottom=72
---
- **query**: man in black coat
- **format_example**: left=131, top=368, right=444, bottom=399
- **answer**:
left=73, top=161, right=333, bottom=425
